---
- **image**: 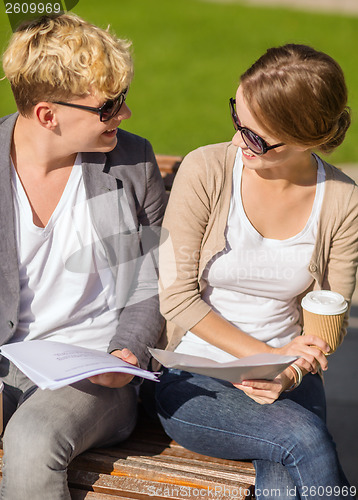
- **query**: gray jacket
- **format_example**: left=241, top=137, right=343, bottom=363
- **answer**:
left=0, top=113, right=166, bottom=369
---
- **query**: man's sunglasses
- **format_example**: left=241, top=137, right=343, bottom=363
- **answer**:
left=229, top=98, right=284, bottom=155
left=54, top=88, right=128, bottom=122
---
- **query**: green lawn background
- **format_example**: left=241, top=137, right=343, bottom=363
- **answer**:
left=1, top=0, right=357, bottom=164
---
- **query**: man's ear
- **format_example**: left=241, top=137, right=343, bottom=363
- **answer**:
left=34, top=102, right=58, bottom=129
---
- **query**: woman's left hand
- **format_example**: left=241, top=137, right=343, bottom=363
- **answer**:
left=233, top=370, right=293, bottom=405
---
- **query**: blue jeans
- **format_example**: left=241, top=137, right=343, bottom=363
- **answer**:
left=155, top=369, right=356, bottom=500
left=0, top=359, right=138, bottom=500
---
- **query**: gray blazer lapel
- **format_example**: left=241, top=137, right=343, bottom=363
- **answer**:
left=0, top=114, right=20, bottom=299
left=80, top=155, right=142, bottom=309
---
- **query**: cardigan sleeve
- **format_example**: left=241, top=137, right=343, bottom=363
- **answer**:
left=159, top=147, right=216, bottom=331
left=316, top=172, right=358, bottom=350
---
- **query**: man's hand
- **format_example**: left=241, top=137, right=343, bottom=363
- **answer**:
left=88, top=348, right=139, bottom=388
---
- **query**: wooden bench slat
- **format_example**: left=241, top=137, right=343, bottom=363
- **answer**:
left=70, top=490, right=136, bottom=500
left=68, top=469, right=254, bottom=500
left=93, top=440, right=255, bottom=473
left=70, top=451, right=254, bottom=486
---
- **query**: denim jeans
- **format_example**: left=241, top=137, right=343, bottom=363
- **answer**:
left=155, top=369, right=355, bottom=500
left=0, top=359, right=138, bottom=500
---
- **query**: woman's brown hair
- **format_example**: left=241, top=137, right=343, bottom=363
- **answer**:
left=240, top=44, right=351, bottom=153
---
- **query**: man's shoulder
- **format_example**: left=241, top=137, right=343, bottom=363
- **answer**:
left=82, top=129, right=154, bottom=176
left=108, top=129, right=150, bottom=164
left=99, top=129, right=156, bottom=183
left=0, top=113, right=18, bottom=130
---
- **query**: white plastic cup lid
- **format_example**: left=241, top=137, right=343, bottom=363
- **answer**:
left=301, top=290, right=348, bottom=315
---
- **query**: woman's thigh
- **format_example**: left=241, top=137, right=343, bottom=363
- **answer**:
left=155, top=369, right=329, bottom=462
left=155, top=370, right=354, bottom=499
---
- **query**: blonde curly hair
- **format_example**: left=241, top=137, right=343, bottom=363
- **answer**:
left=2, top=13, right=133, bottom=115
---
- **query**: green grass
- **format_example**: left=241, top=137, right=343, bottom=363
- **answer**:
left=1, top=0, right=358, bottom=164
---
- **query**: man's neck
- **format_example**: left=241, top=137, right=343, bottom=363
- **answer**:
left=11, top=114, right=77, bottom=175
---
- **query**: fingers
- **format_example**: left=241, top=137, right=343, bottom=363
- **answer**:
left=111, top=348, right=139, bottom=367
left=88, top=349, right=138, bottom=388
left=233, top=379, right=282, bottom=405
left=299, top=334, right=330, bottom=353
left=279, top=335, right=330, bottom=373
left=298, top=343, right=329, bottom=373
left=88, top=371, right=134, bottom=388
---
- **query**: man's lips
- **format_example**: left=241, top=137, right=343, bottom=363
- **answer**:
left=103, top=128, right=117, bottom=136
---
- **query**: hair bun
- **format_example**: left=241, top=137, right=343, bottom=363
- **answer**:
left=319, top=107, right=351, bottom=153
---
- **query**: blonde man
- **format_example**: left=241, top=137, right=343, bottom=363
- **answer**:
left=0, top=13, right=166, bottom=499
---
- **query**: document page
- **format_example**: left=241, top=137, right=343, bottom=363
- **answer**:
left=149, top=348, right=298, bottom=384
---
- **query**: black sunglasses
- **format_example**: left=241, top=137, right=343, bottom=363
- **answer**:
left=229, top=98, right=284, bottom=155
left=54, top=88, right=128, bottom=122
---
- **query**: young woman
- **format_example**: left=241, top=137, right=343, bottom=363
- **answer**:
left=156, top=44, right=358, bottom=499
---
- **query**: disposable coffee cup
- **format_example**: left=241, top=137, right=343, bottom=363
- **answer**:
left=0, top=381, right=3, bottom=435
left=301, top=290, right=348, bottom=354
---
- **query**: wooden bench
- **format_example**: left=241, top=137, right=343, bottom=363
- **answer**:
left=0, top=409, right=255, bottom=499
left=0, top=155, right=256, bottom=499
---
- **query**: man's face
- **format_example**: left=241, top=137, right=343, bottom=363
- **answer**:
left=52, top=93, right=132, bottom=154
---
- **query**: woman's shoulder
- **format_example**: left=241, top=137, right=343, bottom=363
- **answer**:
left=185, top=141, right=236, bottom=160
left=321, top=158, right=356, bottom=187
left=320, top=158, right=358, bottom=216
left=179, top=141, right=238, bottom=178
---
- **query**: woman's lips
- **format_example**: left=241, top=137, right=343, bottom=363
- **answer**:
left=242, top=149, right=256, bottom=160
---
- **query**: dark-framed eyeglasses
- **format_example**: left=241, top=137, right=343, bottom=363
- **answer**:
left=53, top=88, right=128, bottom=122
left=229, top=98, right=284, bottom=155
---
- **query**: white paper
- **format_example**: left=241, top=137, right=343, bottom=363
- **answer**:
left=148, top=348, right=298, bottom=384
left=0, top=340, right=159, bottom=390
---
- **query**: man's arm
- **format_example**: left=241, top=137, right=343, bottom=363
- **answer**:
left=108, top=141, right=166, bottom=370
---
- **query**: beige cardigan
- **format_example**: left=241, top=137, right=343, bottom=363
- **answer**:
left=159, top=142, right=358, bottom=353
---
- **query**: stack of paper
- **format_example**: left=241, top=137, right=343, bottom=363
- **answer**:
left=0, top=340, right=159, bottom=390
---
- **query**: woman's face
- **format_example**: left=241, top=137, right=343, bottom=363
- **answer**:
left=232, top=86, right=310, bottom=171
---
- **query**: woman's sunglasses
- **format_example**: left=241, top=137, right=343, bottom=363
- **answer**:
left=53, top=88, right=128, bottom=122
left=229, top=98, right=284, bottom=155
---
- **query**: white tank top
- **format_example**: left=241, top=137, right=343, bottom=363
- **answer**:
left=175, top=150, right=325, bottom=362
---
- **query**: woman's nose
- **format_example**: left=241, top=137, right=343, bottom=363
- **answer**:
left=232, top=130, right=245, bottom=148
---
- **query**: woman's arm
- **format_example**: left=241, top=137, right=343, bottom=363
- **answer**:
left=191, top=309, right=329, bottom=376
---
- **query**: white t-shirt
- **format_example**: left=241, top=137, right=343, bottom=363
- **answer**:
left=11, top=154, right=118, bottom=352
left=175, top=150, right=326, bottom=362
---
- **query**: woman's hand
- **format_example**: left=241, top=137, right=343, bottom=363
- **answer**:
left=233, top=368, right=295, bottom=405
left=88, top=348, right=139, bottom=388
left=273, top=334, right=330, bottom=374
